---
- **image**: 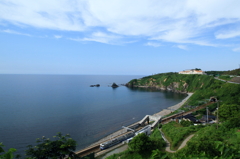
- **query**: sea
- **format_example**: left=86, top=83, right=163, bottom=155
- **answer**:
left=0, top=74, right=187, bottom=156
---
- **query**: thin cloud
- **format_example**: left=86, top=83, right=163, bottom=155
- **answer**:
left=175, top=45, right=188, bottom=50
left=145, top=42, right=162, bottom=47
left=2, top=29, right=31, bottom=36
left=68, top=32, right=122, bottom=45
left=215, top=29, right=240, bottom=39
left=233, top=47, right=240, bottom=52
left=54, top=35, right=62, bottom=39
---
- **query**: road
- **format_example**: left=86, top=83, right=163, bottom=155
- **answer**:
left=214, top=77, right=240, bottom=84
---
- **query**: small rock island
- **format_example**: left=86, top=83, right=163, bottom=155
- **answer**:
left=90, top=84, right=100, bottom=87
left=111, top=82, right=119, bottom=88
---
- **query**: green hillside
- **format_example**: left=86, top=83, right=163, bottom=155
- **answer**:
left=106, top=73, right=240, bottom=159
left=127, top=73, right=240, bottom=106
left=223, top=68, right=240, bottom=76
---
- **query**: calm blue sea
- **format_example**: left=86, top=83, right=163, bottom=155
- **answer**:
left=0, top=74, right=186, bottom=156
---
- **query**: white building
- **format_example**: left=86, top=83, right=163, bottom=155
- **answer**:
left=179, top=69, right=206, bottom=75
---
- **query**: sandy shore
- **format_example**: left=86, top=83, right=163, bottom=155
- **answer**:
left=153, top=93, right=193, bottom=117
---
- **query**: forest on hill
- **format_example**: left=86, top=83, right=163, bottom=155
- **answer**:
left=205, top=68, right=240, bottom=76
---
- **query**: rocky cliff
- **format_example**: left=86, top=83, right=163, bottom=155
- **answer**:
left=126, top=73, right=214, bottom=93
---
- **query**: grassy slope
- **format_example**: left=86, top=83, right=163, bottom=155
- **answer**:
left=128, top=73, right=240, bottom=106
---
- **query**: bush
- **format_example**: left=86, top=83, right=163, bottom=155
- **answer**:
left=0, top=143, right=19, bottom=159
left=128, top=133, right=153, bottom=154
left=180, top=120, right=193, bottom=127
left=25, top=132, right=78, bottom=159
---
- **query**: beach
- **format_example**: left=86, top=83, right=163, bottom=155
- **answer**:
left=153, top=93, right=193, bottom=117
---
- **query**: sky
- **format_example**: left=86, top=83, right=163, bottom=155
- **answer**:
left=0, top=0, right=240, bottom=75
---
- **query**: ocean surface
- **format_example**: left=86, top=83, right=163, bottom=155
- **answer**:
left=0, top=74, right=187, bottom=156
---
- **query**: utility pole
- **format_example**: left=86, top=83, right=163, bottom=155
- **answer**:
left=217, top=101, right=219, bottom=129
left=206, top=107, right=208, bottom=124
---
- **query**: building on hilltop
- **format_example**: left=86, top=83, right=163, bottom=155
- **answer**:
left=179, top=69, right=206, bottom=75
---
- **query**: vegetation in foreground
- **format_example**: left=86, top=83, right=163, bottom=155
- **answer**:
left=0, top=133, right=82, bottom=159
left=106, top=128, right=166, bottom=159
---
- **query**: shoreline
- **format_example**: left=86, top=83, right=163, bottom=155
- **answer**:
left=153, top=93, right=193, bottom=117
left=78, top=92, right=193, bottom=154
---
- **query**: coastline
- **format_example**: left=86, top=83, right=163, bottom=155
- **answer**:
left=153, top=93, right=193, bottom=117
left=79, top=92, right=193, bottom=156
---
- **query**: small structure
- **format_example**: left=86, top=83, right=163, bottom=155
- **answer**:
left=199, top=115, right=216, bottom=123
left=135, top=125, right=152, bottom=136
left=174, top=113, right=201, bottom=125
left=179, top=69, right=206, bottom=75
left=138, top=115, right=149, bottom=126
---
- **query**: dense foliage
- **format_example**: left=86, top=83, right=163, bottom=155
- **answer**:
left=205, top=68, right=240, bottom=76
left=128, top=73, right=240, bottom=108
left=219, top=104, right=240, bottom=121
left=180, top=120, right=193, bottom=127
left=172, top=124, right=240, bottom=158
left=25, top=133, right=78, bottom=159
left=128, top=73, right=215, bottom=93
left=205, top=71, right=225, bottom=76
left=223, top=68, right=240, bottom=76
left=128, top=133, right=153, bottom=154
left=128, top=128, right=166, bottom=154
left=107, top=128, right=166, bottom=159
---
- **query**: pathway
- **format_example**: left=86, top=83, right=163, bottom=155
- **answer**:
left=214, top=77, right=240, bottom=84
left=160, top=129, right=194, bottom=153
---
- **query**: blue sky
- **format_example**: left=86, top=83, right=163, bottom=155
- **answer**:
left=0, top=0, right=240, bottom=75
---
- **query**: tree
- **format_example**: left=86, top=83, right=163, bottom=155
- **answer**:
left=25, top=132, right=79, bottom=159
left=150, top=149, right=169, bottom=159
left=180, top=120, right=193, bottom=127
left=219, top=104, right=240, bottom=121
left=128, top=133, right=153, bottom=154
left=222, top=116, right=240, bottom=129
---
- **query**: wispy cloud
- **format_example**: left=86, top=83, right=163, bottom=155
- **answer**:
left=69, top=32, right=122, bottom=45
left=1, top=0, right=240, bottom=49
left=175, top=45, right=188, bottom=50
left=54, top=35, right=62, bottom=39
left=215, top=29, right=240, bottom=39
left=145, top=42, right=162, bottom=47
left=2, top=29, right=31, bottom=36
left=233, top=47, right=240, bottom=52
